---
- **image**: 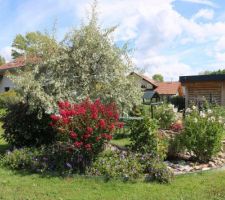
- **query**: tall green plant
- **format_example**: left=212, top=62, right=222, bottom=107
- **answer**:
left=179, top=108, right=224, bottom=162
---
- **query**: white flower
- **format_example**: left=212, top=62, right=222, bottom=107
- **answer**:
left=218, top=119, right=223, bottom=124
left=207, top=109, right=212, bottom=114
left=186, top=108, right=191, bottom=113
left=168, top=104, right=174, bottom=109
left=200, top=111, right=206, bottom=118
left=208, top=116, right=215, bottom=122
left=218, top=116, right=223, bottom=124
left=192, top=105, right=197, bottom=110
left=173, top=107, right=178, bottom=113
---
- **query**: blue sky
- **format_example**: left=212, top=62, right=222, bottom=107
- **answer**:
left=1, top=0, right=225, bottom=80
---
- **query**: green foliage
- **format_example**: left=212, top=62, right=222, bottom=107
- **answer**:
left=201, top=69, right=225, bottom=75
left=87, top=151, right=143, bottom=181
left=170, top=96, right=185, bottom=111
left=1, top=147, right=42, bottom=170
left=154, top=104, right=177, bottom=129
left=2, top=103, right=56, bottom=147
left=0, top=55, right=5, bottom=66
left=11, top=31, right=58, bottom=59
left=0, top=145, right=77, bottom=174
left=129, top=117, right=167, bottom=159
left=152, top=74, right=164, bottom=82
left=10, top=4, right=141, bottom=114
left=179, top=108, right=224, bottom=162
left=145, top=157, right=174, bottom=183
left=0, top=90, right=20, bottom=109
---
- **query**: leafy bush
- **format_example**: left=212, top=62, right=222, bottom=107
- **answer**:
left=2, top=103, right=56, bottom=147
left=129, top=117, right=168, bottom=159
left=1, top=147, right=43, bottom=171
left=154, top=104, right=177, bottom=129
left=51, top=99, right=123, bottom=171
left=179, top=107, right=224, bottom=162
left=87, top=151, right=143, bottom=181
left=170, top=96, right=185, bottom=111
left=0, top=90, right=20, bottom=108
left=1, top=144, right=91, bottom=174
left=0, top=108, right=7, bottom=119
left=145, top=157, right=174, bottom=183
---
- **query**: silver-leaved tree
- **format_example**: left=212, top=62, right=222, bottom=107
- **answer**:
left=9, top=3, right=142, bottom=114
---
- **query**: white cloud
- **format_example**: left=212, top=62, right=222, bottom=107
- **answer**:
left=1, top=0, right=225, bottom=79
left=0, top=46, right=12, bottom=62
left=192, top=9, right=214, bottom=20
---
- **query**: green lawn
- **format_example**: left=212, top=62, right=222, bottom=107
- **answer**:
left=0, top=167, right=225, bottom=200
left=1, top=125, right=225, bottom=200
left=110, top=138, right=131, bottom=147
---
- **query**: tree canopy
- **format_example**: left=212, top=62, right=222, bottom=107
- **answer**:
left=11, top=31, right=58, bottom=59
left=9, top=3, right=142, bottom=114
left=200, top=69, right=225, bottom=75
left=152, top=74, right=164, bottom=82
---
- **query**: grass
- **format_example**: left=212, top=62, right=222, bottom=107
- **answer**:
left=110, top=138, right=131, bottom=147
left=0, top=167, right=225, bottom=199
left=1, top=125, right=225, bottom=200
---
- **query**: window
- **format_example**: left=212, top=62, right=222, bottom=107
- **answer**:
left=4, top=87, right=10, bottom=92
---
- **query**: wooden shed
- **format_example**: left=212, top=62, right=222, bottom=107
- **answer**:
left=179, top=74, right=225, bottom=108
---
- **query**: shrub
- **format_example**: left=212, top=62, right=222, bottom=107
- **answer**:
left=87, top=151, right=143, bottom=181
left=1, top=148, right=43, bottom=171
left=179, top=107, right=224, bottom=162
left=1, top=144, right=92, bottom=174
left=144, top=157, right=174, bottom=183
left=0, top=90, right=20, bottom=108
left=129, top=117, right=167, bottom=159
left=170, top=96, right=185, bottom=111
left=0, top=108, right=7, bottom=119
left=51, top=99, right=123, bottom=171
left=2, top=103, right=56, bottom=147
left=154, top=104, right=177, bottom=129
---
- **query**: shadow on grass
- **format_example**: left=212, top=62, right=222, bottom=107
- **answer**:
left=0, top=144, right=9, bottom=156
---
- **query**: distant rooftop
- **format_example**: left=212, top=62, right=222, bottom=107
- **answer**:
left=0, top=56, right=40, bottom=73
left=180, top=74, right=225, bottom=83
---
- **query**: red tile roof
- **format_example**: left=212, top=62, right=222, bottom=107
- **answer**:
left=154, top=82, right=181, bottom=95
left=130, top=72, right=158, bottom=87
left=0, top=56, right=40, bottom=71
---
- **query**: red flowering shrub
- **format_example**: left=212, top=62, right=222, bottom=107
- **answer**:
left=170, top=123, right=183, bottom=132
left=50, top=98, right=123, bottom=171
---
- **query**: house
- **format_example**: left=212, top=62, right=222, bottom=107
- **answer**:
left=129, top=72, right=160, bottom=103
left=179, top=74, right=225, bottom=107
left=0, top=56, right=38, bottom=92
left=130, top=72, right=182, bottom=102
left=155, top=81, right=183, bottom=101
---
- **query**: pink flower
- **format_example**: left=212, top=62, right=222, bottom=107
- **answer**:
left=84, top=143, right=92, bottom=150
left=117, top=122, right=124, bottom=128
left=99, top=119, right=106, bottom=129
left=83, top=134, right=91, bottom=139
left=86, top=127, right=93, bottom=134
left=109, top=123, right=115, bottom=131
left=62, top=118, right=70, bottom=124
left=70, top=131, right=78, bottom=139
left=74, top=141, right=83, bottom=148
left=50, top=114, right=60, bottom=121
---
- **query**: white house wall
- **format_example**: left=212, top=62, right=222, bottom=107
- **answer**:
left=0, top=76, right=15, bottom=93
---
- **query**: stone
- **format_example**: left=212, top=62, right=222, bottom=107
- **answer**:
left=208, top=162, right=215, bottom=168
left=202, top=167, right=210, bottom=171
